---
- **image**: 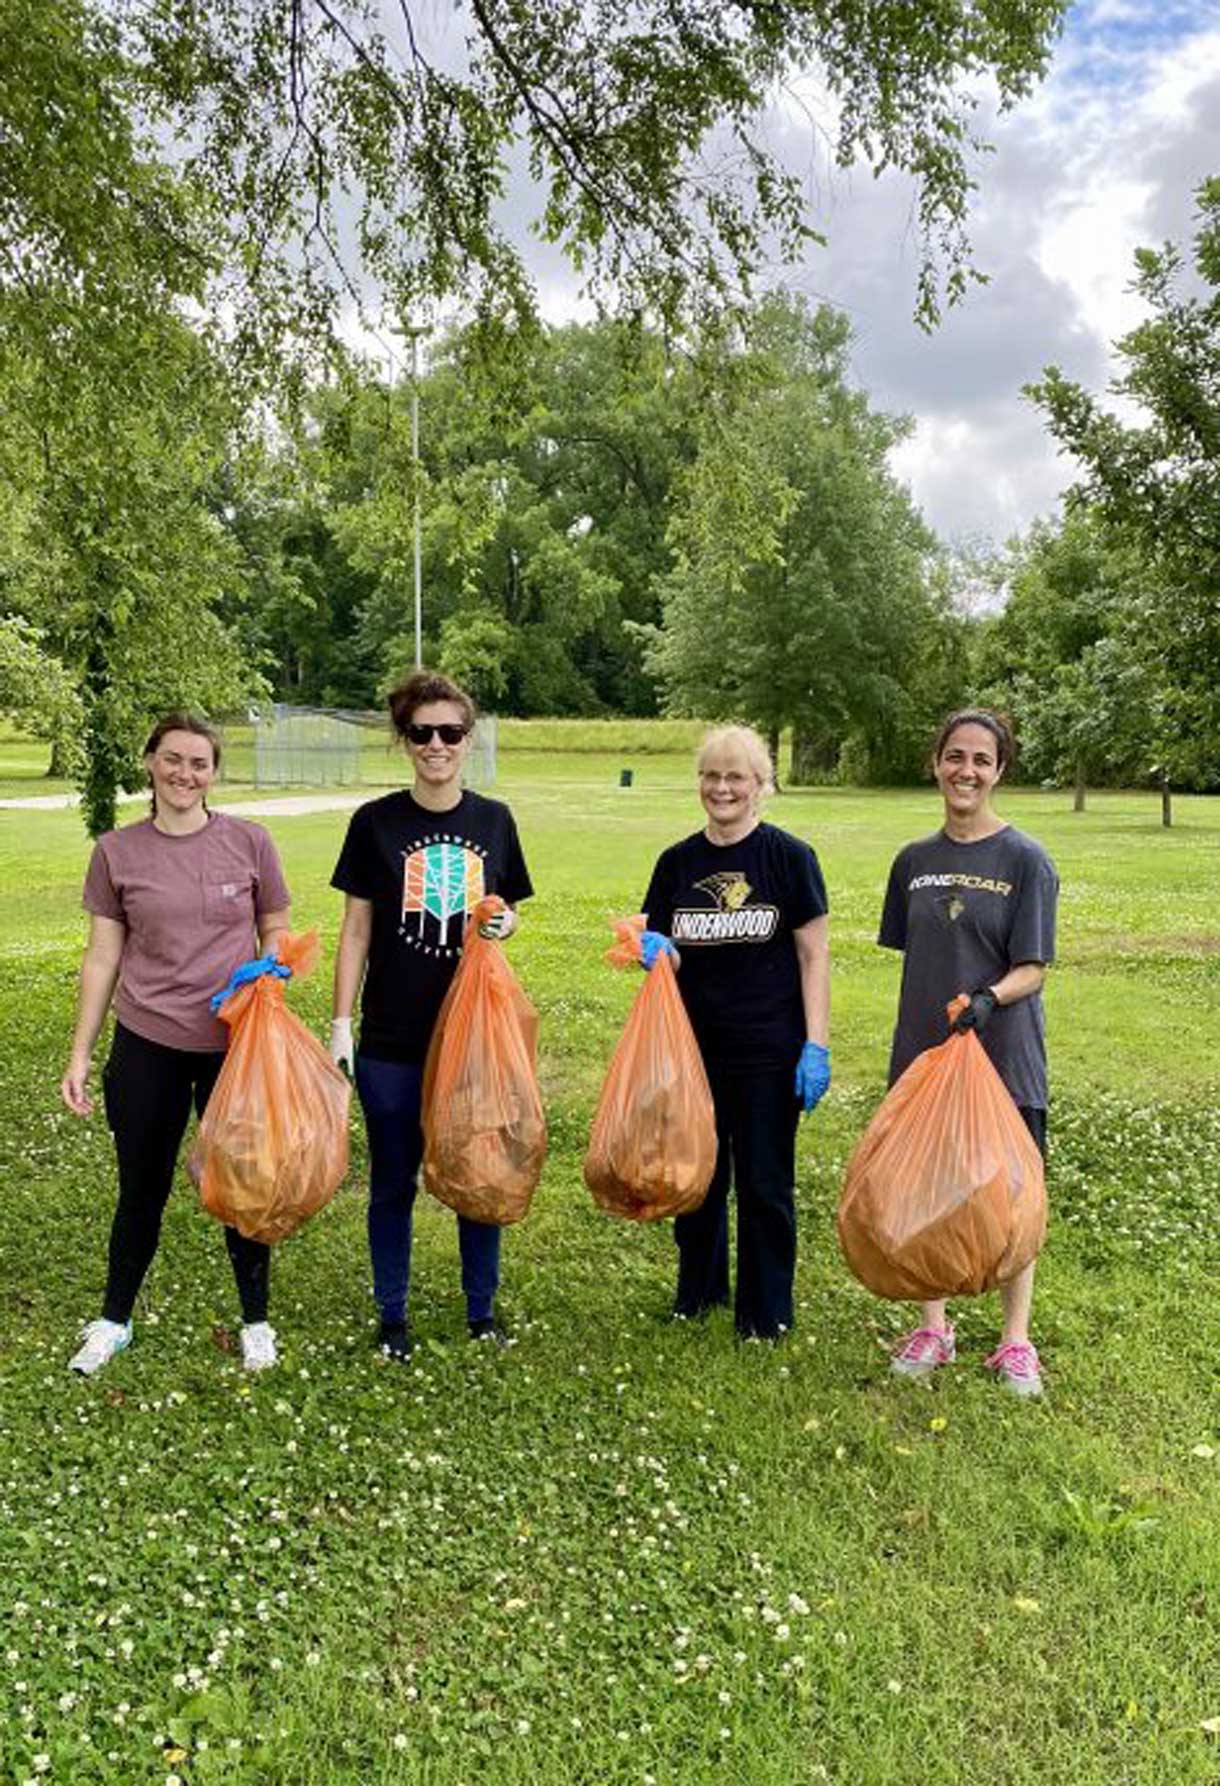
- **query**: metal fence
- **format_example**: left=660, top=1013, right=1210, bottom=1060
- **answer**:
left=248, top=705, right=497, bottom=789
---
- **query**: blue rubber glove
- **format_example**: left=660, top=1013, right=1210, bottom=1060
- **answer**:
left=210, top=952, right=291, bottom=1013
left=639, top=930, right=678, bottom=971
left=795, top=1041, right=831, bottom=1113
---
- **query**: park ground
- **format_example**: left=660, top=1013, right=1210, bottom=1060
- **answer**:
left=1, top=734, right=1219, bottom=1785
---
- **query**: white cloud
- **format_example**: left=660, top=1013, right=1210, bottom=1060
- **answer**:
left=787, top=4, right=1220, bottom=539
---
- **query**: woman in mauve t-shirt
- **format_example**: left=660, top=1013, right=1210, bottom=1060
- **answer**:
left=60, top=713, right=291, bottom=1377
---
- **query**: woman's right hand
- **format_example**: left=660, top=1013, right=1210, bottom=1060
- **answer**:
left=60, top=1054, right=94, bottom=1117
left=640, top=930, right=679, bottom=971
left=330, top=1018, right=355, bottom=1076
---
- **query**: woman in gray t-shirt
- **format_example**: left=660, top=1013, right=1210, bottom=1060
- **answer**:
left=878, top=708, right=1058, bottom=1399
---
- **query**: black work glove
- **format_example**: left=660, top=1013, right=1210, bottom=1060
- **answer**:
left=952, top=988, right=998, bottom=1034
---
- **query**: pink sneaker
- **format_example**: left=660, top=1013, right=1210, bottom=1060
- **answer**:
left=890, top=1324, right=956, bottom=1380
left=984, top=1340, right=1043, bottom=1398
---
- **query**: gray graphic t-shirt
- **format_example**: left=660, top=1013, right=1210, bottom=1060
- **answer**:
left=878, top=825, right=1058, bottom=1108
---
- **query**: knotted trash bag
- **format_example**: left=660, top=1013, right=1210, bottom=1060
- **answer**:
left=193, top=931, right=350, bottom=1244
left=583, top=916, right=717, bottom=1221
left=837, top=996, right=1047, bottom=1300
left=421, top=896, right=546, bottom=1225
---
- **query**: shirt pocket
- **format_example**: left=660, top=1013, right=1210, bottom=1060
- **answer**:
left=203, top=875, right=255, bottom=924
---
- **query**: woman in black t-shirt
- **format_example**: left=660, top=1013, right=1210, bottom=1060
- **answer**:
left=640, top=724, right=830, bottom=1339
left=880, top=708, right=1057, bottom=1398
left=330, top=670, right=532, bottom=1359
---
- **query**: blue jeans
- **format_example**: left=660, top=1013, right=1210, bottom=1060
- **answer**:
left=354, top=1054, right=500, bottom=1327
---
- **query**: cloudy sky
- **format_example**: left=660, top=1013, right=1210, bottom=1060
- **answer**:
left=822, top=0, right=1220, bottom=544
left=371, top=2, right=1220, bottom=546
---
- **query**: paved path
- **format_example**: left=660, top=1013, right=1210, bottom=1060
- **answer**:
left=0, top=790, right=386, bottom=816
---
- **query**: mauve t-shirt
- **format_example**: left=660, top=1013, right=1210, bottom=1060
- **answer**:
left=82, top=812, right=291, bottom=1052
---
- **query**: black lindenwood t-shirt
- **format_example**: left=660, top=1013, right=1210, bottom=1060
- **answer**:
left=641, top=822, right=828, bottom=1072
left=879, top=824, right=1058, bottom=1107
left=331, top=789, right=532, bottom=1062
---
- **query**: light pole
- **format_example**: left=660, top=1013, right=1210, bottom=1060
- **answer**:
left=403, top=322, right=427, bottom=668
left=386, top=317, right=428, bottom=668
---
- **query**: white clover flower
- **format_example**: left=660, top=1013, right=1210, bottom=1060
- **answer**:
left=515, top=1718, right=531, bottom=1736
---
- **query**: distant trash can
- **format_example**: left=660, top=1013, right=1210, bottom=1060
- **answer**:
left=619, top=768, right=634, bottom=788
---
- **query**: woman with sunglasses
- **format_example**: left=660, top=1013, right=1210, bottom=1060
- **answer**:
left=330, top=670, right=532, bottom=1359
left=639, top=724, right=830, bottom=1340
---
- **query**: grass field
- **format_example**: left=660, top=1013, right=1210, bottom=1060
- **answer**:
left=1, top=741, right=1219, bottom=1785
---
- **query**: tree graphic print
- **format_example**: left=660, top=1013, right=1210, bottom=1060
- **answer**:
left=402, top=843, right=485, bottom=946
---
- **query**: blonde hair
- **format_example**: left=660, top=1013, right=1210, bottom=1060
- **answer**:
left=696, top=724, right=775, bottom=798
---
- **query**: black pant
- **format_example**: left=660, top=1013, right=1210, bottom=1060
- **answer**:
left=101, top=1023, right=270, bottom=1325
left=673, top=1065, right=801, bottom=1338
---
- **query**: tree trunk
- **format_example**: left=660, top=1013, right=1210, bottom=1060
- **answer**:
left=789, top=718, right=838, bottom=785
left=1160, top=772, right=1172, bottom=829
left=766, top=725, right=781, bottom=792
left=1072, top=760, right=1086, bottom=812
left=82, top=610, right=120, bottom=839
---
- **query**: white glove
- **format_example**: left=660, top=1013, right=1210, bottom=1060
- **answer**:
left=330, top=1017, right=355, bottom=1074
left=478, top=906, right=519, bottom=941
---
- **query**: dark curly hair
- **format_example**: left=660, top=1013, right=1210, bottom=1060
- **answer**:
left=387, top=669, right=476, bottom=740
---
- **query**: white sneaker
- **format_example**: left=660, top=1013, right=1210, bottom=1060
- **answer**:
left=240, top=1322, right=278, bottom=1371
left=69, top=1318, right=132, bottom=1375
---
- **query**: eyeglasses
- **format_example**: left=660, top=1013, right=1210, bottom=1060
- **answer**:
left=407, top=723, right=468, bottom=746
left=700, top=770, right=751, bottom=788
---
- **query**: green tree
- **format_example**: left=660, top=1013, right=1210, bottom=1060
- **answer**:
left=644, top=296, right=954, bottom=781
left=0, top=616, right=83, bottom=775
left=973, top=512, right=1118, bottom=806
left=1028, top=177, right=1220, bottom=809
left=0, top=316, right=261, bottom=834
left=90, top=0, right=1071, bottom=339
left=321, top=318, right=698, bottom=714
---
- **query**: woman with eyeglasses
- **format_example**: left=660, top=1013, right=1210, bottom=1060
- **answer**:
left=330, top=670, right=532, bottom=1359
left=638, top=725, right=830, bottom=1340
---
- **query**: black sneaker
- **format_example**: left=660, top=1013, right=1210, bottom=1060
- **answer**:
left=468, top=1317, right=510, bottom=1347
left=377, top=1320, right=412, bottom=1362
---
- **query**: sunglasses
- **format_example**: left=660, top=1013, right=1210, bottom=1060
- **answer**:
left=407, top=722, right=468, bottom=746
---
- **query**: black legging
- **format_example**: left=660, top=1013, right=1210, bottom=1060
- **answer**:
left=100, top=1022, right=270, bottom=1324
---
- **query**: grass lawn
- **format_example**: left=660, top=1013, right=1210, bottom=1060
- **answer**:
left=1, top=747, right=1219, bottom=1784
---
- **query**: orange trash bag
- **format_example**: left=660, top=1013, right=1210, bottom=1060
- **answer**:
left=192, top=931, right=351, bottom=1245
left=837, top=997, right=1047, bottom=1300
left=583, top=915, right=717, bottom=1221
left=421, top=896, right=546, bottom=1225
